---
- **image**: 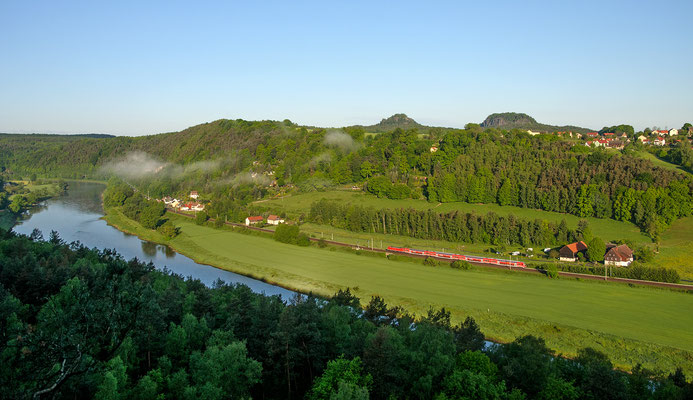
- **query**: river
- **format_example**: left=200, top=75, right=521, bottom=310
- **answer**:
left=12, top=181, right=294, bottom=298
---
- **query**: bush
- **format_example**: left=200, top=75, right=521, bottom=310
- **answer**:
left=451, top=260, right=472, bottom=270
left=317, top=238, right=327, bottom=248
left=424, top=257, right=439, bottom=267
left=274, top=224, right=300, bottom=244
left=545, top=264, right=558, bottom=279
left=296, top=233, right=311, bottom=247
left=213, top=217, right=224, bottom=228
left=157, top=221, right=180, bottom=239
left=195, top=212, right=209, bottom=226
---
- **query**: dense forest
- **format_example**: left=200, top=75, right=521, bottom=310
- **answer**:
left=2, top=118, right=692, bottom=240
left=1, top=230, right=691, bottom=399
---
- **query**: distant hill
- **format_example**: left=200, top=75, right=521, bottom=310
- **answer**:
left=352, top=113, right=425, bottom=132
left=480, top=112, right=593, bottom=133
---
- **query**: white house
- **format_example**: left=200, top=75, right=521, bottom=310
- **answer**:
left=245, top=216, right=263, bottom=225
left=190, top=191, right=199, bottom=199
left=604, top=244, right=633, bottom=267
left=668, top=129, right=679, bottom=136
left=653, top=137, right=666, bottom=146
left=267, top=215, right=285, bottom=225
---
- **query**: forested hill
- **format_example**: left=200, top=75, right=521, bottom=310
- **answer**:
left=2, top=118, right=692, bottom=239
left=0, top=120, right=294, bottom=176
left=350, top=113, right=426, bottom=132
left=480, top=112, right=593, bottom=133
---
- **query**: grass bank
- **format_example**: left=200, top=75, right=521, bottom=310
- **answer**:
left=103, top=207, right=693, bottom=375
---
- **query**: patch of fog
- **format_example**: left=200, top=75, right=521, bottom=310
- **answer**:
left=100, top=152, right=223, bottom=180
left=324, top=129, right=360, bottom=152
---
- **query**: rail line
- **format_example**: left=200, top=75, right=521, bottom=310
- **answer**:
left=166, top=208, right=693, bottom=291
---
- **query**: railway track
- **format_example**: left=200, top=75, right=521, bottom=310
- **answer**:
left=166, top=208, right=693, bottom=291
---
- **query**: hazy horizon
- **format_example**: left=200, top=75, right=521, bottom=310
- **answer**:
left=1, top=1, right=691, bottom=136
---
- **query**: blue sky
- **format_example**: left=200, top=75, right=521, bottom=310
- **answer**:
left=1, top=1, right=691, bottom=135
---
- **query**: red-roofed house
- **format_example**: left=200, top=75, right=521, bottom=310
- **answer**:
left=559, top=241, right=588, bottom=262
left=245, top=216, right=263, bottom=226
left=653, top=137, right=666, bottom=146
left=586, top=132, right=599, bottom=137
left=604, top=244, right=633, bottom=267
left=603, top=132, right=615, bottom=137
left=267, top=215, right=285, bottom=225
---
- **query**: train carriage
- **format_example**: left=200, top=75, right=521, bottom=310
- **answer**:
left=386, top=247, right=526, bottom=268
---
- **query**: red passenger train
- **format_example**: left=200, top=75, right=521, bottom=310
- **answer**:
left=386, top=247, right=526, bottom=268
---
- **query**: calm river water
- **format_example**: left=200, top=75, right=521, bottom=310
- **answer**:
left=12, top=181, right=294, bottom=298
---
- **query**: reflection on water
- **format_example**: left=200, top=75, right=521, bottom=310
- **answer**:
left=13, top=181, right=292, bottom=298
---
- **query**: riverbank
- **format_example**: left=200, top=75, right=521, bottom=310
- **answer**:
left=102, top=207, right=693, bottom=376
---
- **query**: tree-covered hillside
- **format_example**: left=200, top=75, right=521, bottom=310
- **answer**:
left=351, top=113, right=426, bottom=132
left=1, top=118, right=692, bottom=239
left=480, top=112, right=593, bottom=133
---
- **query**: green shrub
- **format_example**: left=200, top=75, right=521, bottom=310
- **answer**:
left=451, top=260, right=472, bottom=270
left=424, top=257, right=439, bottom=267
left=297, top=233, right=311, bottom=246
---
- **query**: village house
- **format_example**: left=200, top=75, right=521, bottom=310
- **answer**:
left=429, top=145, right=439, bottom=153
left=653, top=137, right=666, bottom=146
left=604, top=244, right=634, bottom=267
left=637, top=135, right=648, bottom=142
left=668, top=128, right=679, bottom=136
left=267, top=215, right=285, bottom=225
left=179, top=202, right=203, bottom=211
left=607, top=140, right=625, bottom=150
left=603, top=132, right=615, bottom=137
left=190, top=191, right=199, bottom=199
left=585, top=132, right=599, bottom=138
left=558, top=241, right=588, bottom=262
left=526, top=130, right=541, bottom=136
left=245, top=216, right=263, bottom=226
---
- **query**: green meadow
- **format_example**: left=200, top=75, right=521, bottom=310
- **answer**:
left=104, top=209, right=693, bottom=375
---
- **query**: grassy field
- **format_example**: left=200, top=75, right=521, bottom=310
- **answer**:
left=7, top=180, right=62, bottom=200
left=259, top=191, right=651, bottom=245
left=654, top=216, right=693, bottom=280
left=633, top=151, right=691, bottom=174
left=104, top=208, right=693, bottom=375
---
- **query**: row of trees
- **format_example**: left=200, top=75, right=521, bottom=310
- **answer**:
left=0, top=230, right=691, bottom=399
left=309, top=199, right=587, bottom=248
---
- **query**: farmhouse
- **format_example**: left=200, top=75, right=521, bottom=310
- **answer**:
left=267, top=215, right=285, bottom=225
left=245, top=216, right=263, bottom=226
left=190, top=191, right=199, bottom=199
left=558, top=241, right=588, bottom=262
left=604, top=244, right=634, bottom=267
